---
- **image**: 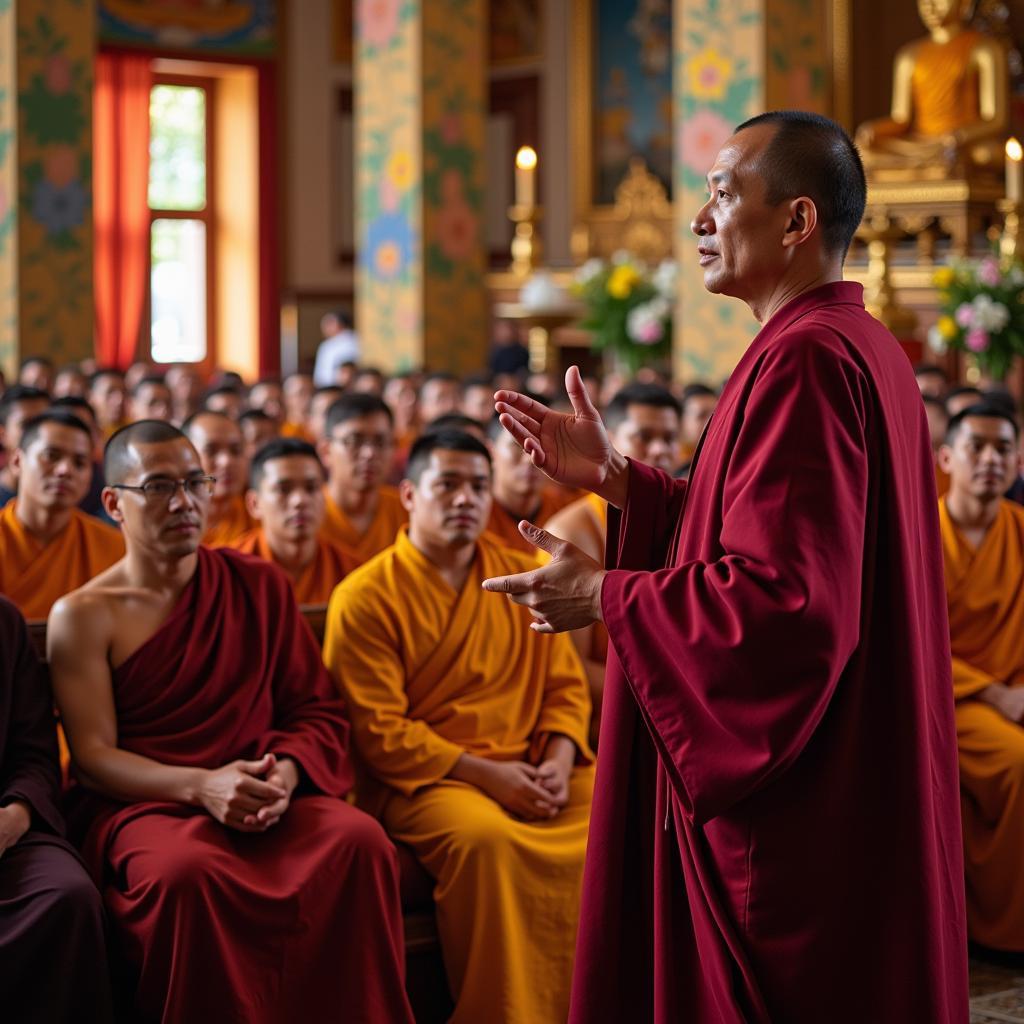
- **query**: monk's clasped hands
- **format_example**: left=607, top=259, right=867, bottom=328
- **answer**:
left=482, top=521, right=605, bottom=634
left=197, top=752, right=298, bottom=833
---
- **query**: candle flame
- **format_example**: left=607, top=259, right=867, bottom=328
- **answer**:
left=1007, top=137, right=1023, bottom=162
left=515, top=146, right=538, bottom=171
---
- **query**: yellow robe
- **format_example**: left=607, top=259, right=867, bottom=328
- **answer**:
left=485, top=487, right=575, bottom=556
left=324, top=529, right=593, bottom=1024
left=202, top=495, right=255, bottom=549
left=320, top=485, right=407, bottom=566
left=230, top=528, right=357, bottom=605
left=0, top=502, right=124, bottom=620
left=939, top=497, right=1024, bottom=950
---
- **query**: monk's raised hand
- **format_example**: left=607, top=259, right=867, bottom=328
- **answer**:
left=495, top=366, right=621, bottom=495
left=482, top=522, right=605, bottom=634
left=199, top=753, right=289, bottom=832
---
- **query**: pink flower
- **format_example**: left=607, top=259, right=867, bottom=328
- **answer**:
left=965, top=327, right=990, bottom=352
left=359, top=0, right=400, bottom=49
left=978, top=258, right=1001, bottom=288
left=954, top=303, right=975, bottom=328
left=44, top=55, right=71, bottom=95
left=636, top=320, right=664, bottom=345
left=678, top=110, right=733, bottom=177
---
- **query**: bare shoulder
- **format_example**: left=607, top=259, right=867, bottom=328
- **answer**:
left=48, top=563, right=129, bottom=657
left=545, top=497, right=593, bottom=538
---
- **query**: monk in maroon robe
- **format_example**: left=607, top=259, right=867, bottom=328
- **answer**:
left=485, top=112, right=968, bottom=1022
left=49, top=420, right=413, bottom=1024
left=0, top=594, right=112, bottom=1023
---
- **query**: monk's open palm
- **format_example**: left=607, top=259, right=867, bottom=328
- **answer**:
left=495, top=366, right=612, bottom=492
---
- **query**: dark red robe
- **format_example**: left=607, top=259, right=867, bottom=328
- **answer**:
left=0, top=595, right=112, bottom=1023
left=570, top=283, right=968, bottom=1022
left=70, top=547, right=412, bottom=1024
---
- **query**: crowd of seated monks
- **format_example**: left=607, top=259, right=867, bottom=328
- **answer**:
left=1, top=350, right=1023, bottom=1021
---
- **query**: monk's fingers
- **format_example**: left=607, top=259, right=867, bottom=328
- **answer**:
left=256, top=797, right=290, bottom=822
left=565, top=365, right=600, bottom=420
left=225, top=814, right=271, bottom=833
left=493, top=389, right=551, bottom=424
left=495, top=402, right=543, bottom=437
left=497, top=412, right=544, bottom=457
left=237, top=753, right=276, bottom=776
left=518, top=521, right=563, bottom=557
left=226, top=792, right=270, bottom=815
left=237, top=774, right=288, bottom=801
left=481, top=570, right=534, bottom=596
left=530, top=619, right=556, bottom=634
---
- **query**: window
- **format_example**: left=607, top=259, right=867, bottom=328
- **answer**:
left=147, top=79, right=214, bottom=365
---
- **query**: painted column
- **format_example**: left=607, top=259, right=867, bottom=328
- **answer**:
left=355, top=0, right=488, bottom=375
left=0, top=0, right=94, bottom=378
left=673, top=0, right=830, bottom=383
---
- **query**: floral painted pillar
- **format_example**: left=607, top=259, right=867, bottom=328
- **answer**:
left=673, top=0, right=831, bottom=383
left=355, top=0, right=488, bottom=375
left=0, top=0, right=94, bottom=378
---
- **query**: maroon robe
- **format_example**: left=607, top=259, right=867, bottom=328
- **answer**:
left=570, top=283, right=968, bottom=1022
left=70, top=547, right=412, bottom=1024
left=0, top=595, right=112, bottom=1023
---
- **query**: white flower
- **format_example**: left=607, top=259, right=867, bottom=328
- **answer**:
left=653, top=259, right=678, bottom=298
left=574, top=258, right=606, bottom=285
left=611, top=249, right=634, bottom=266
left=626, top=298, right=670, bottom=345
left=1008, top=265, right=1024, bottom=288
left=927, top=325, right=948, bottom=354
left=971, top=294, right=1010, bottom=333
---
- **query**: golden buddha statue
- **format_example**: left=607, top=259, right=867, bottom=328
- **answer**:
left=856, top=0, right=1009, bottom=179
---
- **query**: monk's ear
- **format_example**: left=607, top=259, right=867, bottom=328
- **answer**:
left=781, top=197, right=817, bottom=250
left=101, top=486, right=124, bottom=525
left=8, top=448, right=21, bottom=479
left=937, top=444, right=953, bottom=474
left=245, top=488, right=261, bottom=521
left=398, top=478, right=415, bottom=513
left=316, top=437, right=331, bottom=465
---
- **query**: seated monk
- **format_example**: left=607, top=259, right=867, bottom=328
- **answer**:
left=0, top=411, right=123, bottom=619
left=282, top=373, right=315, bottom=440
left=0, top=384, right=50, bottom=506
left=484, top=415, right=575, bottom=555
left=937, top=402, right=1024, bottom=952
left=925, top=395, right=951, bottom=496
left=232, top=438, right=357, bottom=604
left=239, top=408, right=279, bottom=461
left=182, top=410, right=255, bottom=546
left=324, top=429, right=593, bottom=1024
left=128, top=375, right=173, bottom=423
left=677, top=382, right=717, bottom=467
left=855, top=0, right=1008, bottom=176
left=307, top=385, right=344, bottom=443
left=48, top=420, right=413, bottom=1023
left=0, top=595, right=112, bottom=1023
left=317, top=393, right=407, bottom=565
left=544, top=382, right=681, bottom=744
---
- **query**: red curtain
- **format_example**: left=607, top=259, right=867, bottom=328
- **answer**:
left=93, top=52, right=152, bottom=370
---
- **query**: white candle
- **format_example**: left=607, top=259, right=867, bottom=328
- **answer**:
left=515, top=146, right=537, bottom=209
left=1006, top=137, right=1023, bottom=205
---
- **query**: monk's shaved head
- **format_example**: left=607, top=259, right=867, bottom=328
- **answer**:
left=104, top=420, right=191, bottom=484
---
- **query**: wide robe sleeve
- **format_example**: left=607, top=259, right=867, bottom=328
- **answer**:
left=951, top=656, right=999, bottom=702
left=324, top=581, right=465, bottom=796
left=255, top=569, right=354, bottom=798
left=602, top=329, right=870, bottom=825
left=0, top=602, right=64, bottom=836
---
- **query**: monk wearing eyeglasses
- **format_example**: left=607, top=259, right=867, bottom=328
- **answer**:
left=47, top=419, right=413, bottom=1024
left=317, top=393, right=407, bottom=566
left=0, top=410, right=123, bottom=619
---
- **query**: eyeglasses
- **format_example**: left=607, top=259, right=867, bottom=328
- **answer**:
left=330, top=434, right=393, bottom=452
left=110, top=476, right=216, bottom=502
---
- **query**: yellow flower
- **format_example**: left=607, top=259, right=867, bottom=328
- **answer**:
left=932, top=266, right=955, bottom=289
left=607, top=265, right=641, bottom=299
left=386, top=150, right=414, bottom=191
left=937, top=315, right=957, bottom=340
left=687, top=49, right=733, bottom=101
left=374, top=240, right=401, bottom=277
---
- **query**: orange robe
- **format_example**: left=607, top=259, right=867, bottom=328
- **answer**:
left=321, top=486, right=407, bottom=566
left=324, top=529, right=593, bottom=1024
left=231, top=528, right=357, bottom=605
left=486, top=488, right=575, bottom=556
left=0, top=503, right=124, bottom=620
left=280, top=420, right=311, bottom=441
left=939, top=497, right=1024, bottom=950
left=202, top=494, right=255, bottom=548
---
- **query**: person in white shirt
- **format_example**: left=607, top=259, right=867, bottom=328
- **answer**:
left=313, top=310, right=360, bottom=387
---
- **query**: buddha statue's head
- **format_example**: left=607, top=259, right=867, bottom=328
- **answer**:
left=917, top=0, right=973, bottom=33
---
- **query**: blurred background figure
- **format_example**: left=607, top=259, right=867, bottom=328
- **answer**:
left=314, top=309, right=359, bottom=386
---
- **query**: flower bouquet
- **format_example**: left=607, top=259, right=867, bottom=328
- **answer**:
left=929, top=256, right=1024, bottom=382
left=572, top=253, right=675, bottom=375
